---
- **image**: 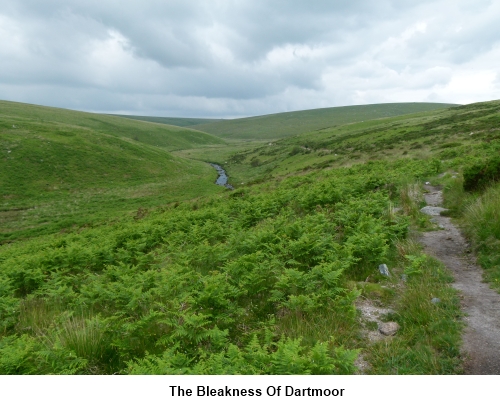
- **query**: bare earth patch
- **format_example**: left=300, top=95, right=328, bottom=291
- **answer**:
left=355, top=299, right=398, bottom=374
left=420, top=185, right=500, bottom=374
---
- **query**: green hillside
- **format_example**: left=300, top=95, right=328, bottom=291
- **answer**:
left=189, top=102, right=458, bottom=140
left=112, top=115, right=222, bottom=128
left=1, top=98, right=499, bottom=376
left=0, top=100, right=225, bottom=151
left=0, top=100, right=226, bottom=241
left=182, top=101, right=498, bottom=185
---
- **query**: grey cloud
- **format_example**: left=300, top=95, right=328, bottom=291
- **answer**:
left=0, top=0, right=499, bottom=117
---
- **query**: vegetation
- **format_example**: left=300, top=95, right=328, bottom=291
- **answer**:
left=112, top=115, right=222, bottom=128
left=188, top=102, right=457, bottom=140
left=2, top=98, right=500, bottom=375
left=0, top=100, right=226, bottom=241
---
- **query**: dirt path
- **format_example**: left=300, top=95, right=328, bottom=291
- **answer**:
left=420, top=185, right=500, bottom=374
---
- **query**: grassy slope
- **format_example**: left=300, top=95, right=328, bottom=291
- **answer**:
left=2, top=99, right=500, bottom=375
left=189, top=102, right=458, bottom=140
left=184, top=101, right=499, bottom=185
left=112, top=115, right=223, bottom=128
left=1, top=100, right=225, bottom=151
left=0, top=100, right=227, bottom=241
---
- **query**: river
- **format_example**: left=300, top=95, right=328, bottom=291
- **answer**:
left=209, top=163, right=234, bottom=189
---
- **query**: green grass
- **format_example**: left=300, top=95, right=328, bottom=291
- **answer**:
left=0, top=100, right=228, bottom=241
left=189, top=102, right=457, bottom=140
left=366, top=247, right=463, bottom=374
left=4, top=97, right=500, bottom=375
left=182, top=100, right=500, bottom=186
left=461, top=183, right=500, bottom=292
left=1, top=100, right=225, bottom=151
left=112, top=115, right=223, bottom=128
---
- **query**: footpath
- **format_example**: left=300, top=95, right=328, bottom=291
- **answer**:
left=420, top=185, right=500, bottom=374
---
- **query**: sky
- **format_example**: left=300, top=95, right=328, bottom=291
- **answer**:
left=1, top=0, right=499, bottom=118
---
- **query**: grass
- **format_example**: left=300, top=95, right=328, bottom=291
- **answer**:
left=3, top=97, right=500, bottom=375
left=365, top=242, right=463, bottom=374
left=111, top=115, right=222, bottom=128
left=461, top=183, right=500, bottom=292
left=181, top=100, right=500, bottom=187
left=0, top=100, right=229, bottom=241
left=189, top=102, right=457, bottom=140
left=1, top=100, right=225, bottom=151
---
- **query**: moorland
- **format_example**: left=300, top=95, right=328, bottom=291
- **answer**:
left=1, top=99, right=499, bottom=374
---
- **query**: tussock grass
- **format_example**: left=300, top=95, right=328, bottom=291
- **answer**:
left=366, top=252, right=463, bottom=374
left=274, top=306, right=359, bottom=348
left=399, top=182, right=424, bottom=218
left=462, top=183, right=500, bottom=291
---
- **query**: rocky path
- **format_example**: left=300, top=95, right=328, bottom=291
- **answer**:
left=420, top=185, right=500, bottom=374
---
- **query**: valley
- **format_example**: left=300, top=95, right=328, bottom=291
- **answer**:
left=1, top=99, right=499, bottom=375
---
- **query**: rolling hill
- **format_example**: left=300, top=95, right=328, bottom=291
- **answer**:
left=111, top=115, right=222, bottom=128
left=0, top=100, right=225, bottom=151
left=0, top=100, right=227, bottom=241
left=1, top=98, right=499, bottom=376
left=188, top=102, right=458, bottom=140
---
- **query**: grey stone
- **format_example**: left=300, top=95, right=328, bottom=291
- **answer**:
left=425, top=181, right=431, bottom=185
left=420, top=206, right=449, bottom=216
left=378, top=264, right=390, bottom=276
left=401, top=274, right=408, bottom=282
left=431, top=297, right=441, bottom=304
left=379, top=322, right=400, bottom=336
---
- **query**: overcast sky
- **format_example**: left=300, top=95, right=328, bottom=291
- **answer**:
left=1, top=0, right=499, bottom=118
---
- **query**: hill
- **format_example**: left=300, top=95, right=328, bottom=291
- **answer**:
left=112, top=115, right=222, bottom=128
left=0, top=100, right=225, bottom=151
left=0, top=100, right=227, bottom=241
left=1, top=99, right=499, bottom=376
left=188, top=102, right=458, bottom=140
left=184, top=101, right=498, bottom=185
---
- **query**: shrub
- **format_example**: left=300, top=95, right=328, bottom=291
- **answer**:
left=463, top=156, right=500, bottom=191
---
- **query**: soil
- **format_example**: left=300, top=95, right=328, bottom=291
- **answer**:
left=420, top=185, right=500, bottom=375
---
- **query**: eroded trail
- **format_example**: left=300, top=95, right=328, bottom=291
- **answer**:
left=420, top=185, right=500, bottom=374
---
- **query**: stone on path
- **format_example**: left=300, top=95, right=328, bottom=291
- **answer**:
left=379, top=322, right=399, bottom=336
left=378, top=264, right=390, bottom=276
left=420, top=206, right=448, bottom=216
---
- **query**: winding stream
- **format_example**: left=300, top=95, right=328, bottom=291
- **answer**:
left=209, top=163, right=234, bottom=189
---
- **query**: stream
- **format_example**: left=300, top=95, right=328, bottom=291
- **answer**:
left=209, top=163, right=234, bottom=189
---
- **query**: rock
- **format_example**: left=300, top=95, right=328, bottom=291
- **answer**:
left=420, top=206, right=448, bottom=216
left=401, top=274, right=408, bottom=282
left=425, top=181, right=431, bottom=185
left=379, top=322, right=399, bottom=336
left=438, top=224, right=445, bottom=229
left=431, top=297, right=441, bottom=304
left=378, top=264, right=390, bottom=276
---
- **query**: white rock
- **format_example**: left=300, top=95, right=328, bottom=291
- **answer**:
left=420, top=206, right=448, bottom=216
left=378, top=264, right=390, bottom=276
left=379, top=322, right=399, bottom=336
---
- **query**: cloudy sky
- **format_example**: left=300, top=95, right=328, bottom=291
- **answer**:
left=1, top=0, right=499, bottom=118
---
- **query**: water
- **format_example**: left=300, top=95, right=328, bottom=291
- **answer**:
left=209, top=163, right=234, bottom=189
